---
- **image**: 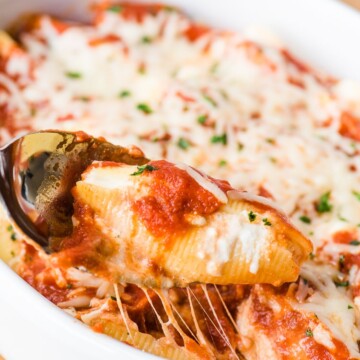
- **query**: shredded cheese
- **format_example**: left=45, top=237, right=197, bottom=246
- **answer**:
left=1, top=4, right=360, bottom=357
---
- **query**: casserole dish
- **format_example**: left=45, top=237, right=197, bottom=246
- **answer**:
left=0, top=0, right=360, bottom=359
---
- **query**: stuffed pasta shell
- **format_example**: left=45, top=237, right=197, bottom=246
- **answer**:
left=56, top=160, right=312, bottom=288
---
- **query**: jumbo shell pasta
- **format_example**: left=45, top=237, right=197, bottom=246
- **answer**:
left=58, top=160, right=312, bottom=288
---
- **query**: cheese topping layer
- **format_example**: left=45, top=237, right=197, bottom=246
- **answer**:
left=1, top=3, right=360, bottom=357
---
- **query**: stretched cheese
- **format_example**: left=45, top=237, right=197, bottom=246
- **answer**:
left=58, top=160, right=312, bottom=288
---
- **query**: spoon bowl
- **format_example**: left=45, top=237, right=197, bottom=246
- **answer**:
left=0, top=131, right=148, bottom=250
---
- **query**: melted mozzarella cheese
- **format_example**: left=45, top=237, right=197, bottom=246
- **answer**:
left=299, top=263, right=360, bottom=358
left=1, top=5, right=360, bottom=355
left=197, top=211, right=269, bottom=275
left=176, top=162, right=228, bottom=204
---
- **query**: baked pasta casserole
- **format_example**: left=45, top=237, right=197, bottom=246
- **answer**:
left=0, top=3, right=360, bottom=359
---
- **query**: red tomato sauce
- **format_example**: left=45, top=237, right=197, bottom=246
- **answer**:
left=183, top=24, right=211, bottom=42
left=55, top=200, right=119, bottom=278
left=132, top=160, right=232, bottom=238
left=339, top=112, right=360, bottom=142
left=94, top=2, right=170, bottom=24
left=18, top=243, right=69, bottom=304
left=250, top=285, right=351, bottom=360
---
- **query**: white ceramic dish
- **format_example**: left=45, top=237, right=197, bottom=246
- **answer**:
left=0, top=1, right=359, bottom=359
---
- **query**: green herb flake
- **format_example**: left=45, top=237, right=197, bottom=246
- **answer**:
left=348, top=305, right=353, bottom=309
left=248, top=211, right=257, bottom=222
left=262, top=218, right=272, bottom=226
left=141, top=36, right=153, bottom=44
left=305, top=329, right=313, bottom=337
left=177, top=138, right=190, bottom=150
left=203, top=94, right=217, bottom=107
left=6, top=225, right=13, bottom=232
left=65, top=71, right=82, bottom=79
left=350, top=240, right=360, bottom=246
left=137, top=103, right=153, bottom=114
left=237, top=142, right=244, bottom=151
left=315, top=191, right=332, bottom=214
left=352, top=190, right=360, bottom=201
left=10, top=251, right=15, bottom=257
left=164, top=5, right=176, bottom=12
left=339, top=254, right=345, bottom=266
left=131, top=164, right=158, bottom=176
left=218, top=159, right=227, bottom=167
left=266, top=138, right=275, bottom=145
left=309, top=252, right=315, bottom=260
left=301, top=277, right=308, bottom=285
left=111, top=296, right=117, bottom=301
left=334, top=280, right=349, bottom=287
left=118, top=90, right=131, bottom=98
left=269, top=157, right=277, bottom=164
left=210, top=62, right=219, bottom=74
left=211, top=133, right=227, bottom=145
left=107, top=5, right=123, bottom=13
left=10, top=233, right=17, bottom=241
left=338, top=215, right=348, bottom=222
left=197, top=114, right=207, bottom=125
left=299, top=215, right=311, bottom=224
left=66, top=284, right=73, bottom=290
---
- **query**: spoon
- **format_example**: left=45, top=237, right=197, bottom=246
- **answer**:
left=0, top=131, right=148, bottom=250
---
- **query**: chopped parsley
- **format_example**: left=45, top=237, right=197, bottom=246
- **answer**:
left=138, top=64, right=146, bottom=74
left=111, top=296, right=117, bottom=301
left=348, top=305, right=354, bottom=309
left=299, top=215, right=311, bottom=224
left=338, top=214, right=348, bottom=222
left=262, top=218, right=272, bottom=226
left=350, top=239, right=360, bottom=246
left=210, top=62, right=219, bottom=74
left=305, top=329, right=313, bottom=337
left=237, top=142, right=244, bottom=151
left=137, top=103, right=153, bottom=114
left=141, top=36, right=153, bottom=44
left=334, top=280, right=349, bottom=287
left=107, top=5, right=123, bottom=13
left=7, top=225, right=17, bottom=241
left=203, top=94, right=217, bottom=107
left=352, top=190, right=360, bottom=201
left=177, top=138, right=190, bottom=150
left=65, top=71, right=82, bottom=79
left=309, top=252, right=315, bottom=260
left=248, top=211, right=257, bottom=222
left=118, top=90, right=131, bottom=98
left=164, top=5, right=176, bottom=12
left=339, top=254, right=345, bottom=266
left=66, top=284, right=73, bottom=290
left=211, top=133, right=227, bottom=145
left=131, top=164, right=158, bottom=176
left=269, top=157, right=277, bottom=164
left=197, top=114, right=207, bottom=125
left=265, top=138, right=275, bottom=145
left=315, top=191, right=332, bottom=213
left=218, top=159, right=227, bottom=167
